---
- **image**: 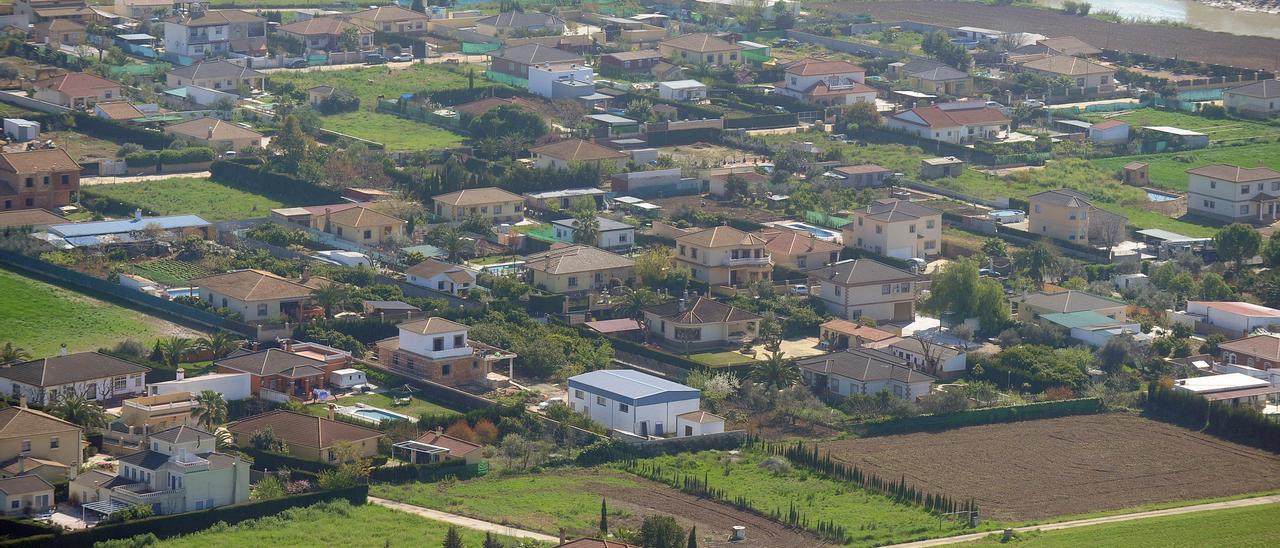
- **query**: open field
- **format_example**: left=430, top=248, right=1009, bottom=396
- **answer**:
left=126, top=258, right=212, bottom=286
left=0, top=268, right=203, bottom=357
left=371, top=468, right=825, bottom=547
left=46, top=130, right=123, bottom=162
left=688, top=349, right=761, bottom=368
left=964, top=502, right=1280, bottom=546
left=159, top=499, right=536, bottom=547
left=1079, top=109, right=1280, bottom=143
left=321, top=111, right=466, bottom=151
left=819, top=0, right=1280, bottom=71
left=81, top=177, right=292, bottom=221
left=1092, top=142, right=1280, bottom=192
left=818, top=414, right=1280, bottom=521
left=304, top=391, right=456, bottom=419
left=268, top=63, right=473, bottom=106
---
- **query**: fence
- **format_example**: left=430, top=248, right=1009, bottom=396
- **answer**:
left=804, top=211, right=852, bottom=229
left=857, top=398, right=1104, bottom=436
left=376, top=99, right=465, bottom=132
left=723, top=113, right=798, bottom=130
left=355, top=357, right=494, bottom=412
left=0, top=91, right=69, bottom=114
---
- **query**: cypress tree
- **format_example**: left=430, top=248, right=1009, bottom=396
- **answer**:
left=600, top=497, right=608, bottom=533
left=687, top=526, right=698, bottom=548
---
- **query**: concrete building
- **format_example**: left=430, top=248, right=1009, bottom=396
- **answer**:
left=1172, top=373, right=1279, bottom=409
left=375, top=317, right=516, bottom=388
left=658, top=80, right=708, bottom=102
left=1027, top=189, right=1128, bottom=246
left=162, top=9, right=267, bottom=60
left=844, top=199, right=941, bottom=260
left=567, top=369, right=701, bottom=437
left=1185, top=164, right=1280, bottom=224
left=642, top=296, right=761, bottom=351
left=0, top=476, right=53, bottom=517
left=673, top=226, right=771, bottom=287
left=550, top=216, right=635, bottom=251
left=0, top=148, right=80, bottom=212
left=431, top=187, right=525, bottom=223
left=920, top=156, right=963, bottom=179
left=147, top=371, right=252, bottom=401
left=807, top=259, right=919, bottom=324
left=1173, top=301, right=1280, bottom=338
left=1087, top=119, right=1129, bottom=144
left=527, top=63, right=594, bottom=100
left=829, top=164, right=891, bottom=189
left=797, top=348, right=936, bottom=400
left=1224, top=79, right=1279, bottom=119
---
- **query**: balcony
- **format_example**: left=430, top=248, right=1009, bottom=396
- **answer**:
left=721, top=255, right=771, bottom=266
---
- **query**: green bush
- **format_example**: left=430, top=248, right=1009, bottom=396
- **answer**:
left=159, top=147, right=215, bottom=164
left=124, top=151, right=159, bottom=167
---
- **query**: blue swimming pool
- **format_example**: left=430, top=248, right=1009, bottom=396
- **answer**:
left=1146, top=189, right=1179, bottom=202
left=778, top=221, right=838, bottom=239
left=354, top=408, right=408, bottom=422
left=166, top=287, right=196, bottom=299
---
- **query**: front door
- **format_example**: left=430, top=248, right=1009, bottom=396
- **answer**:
left=639, top=421, right=648, bottom=437
left=655, top=422, right=664, bottom=436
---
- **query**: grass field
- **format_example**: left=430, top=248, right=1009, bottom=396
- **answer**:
left=269, top=63, right=474, bottom=106
left=321, top=111, right=466, bottom=151
left=159, top=499, right=538, bottom=547
left=82, top=177, right=292, bottom=221
left=0, top=268, right=200, bottom=356
left=688, top=350, right=761, bottom=367
left=1079, top=108, right=1280, bottom=143
left=45, top=130, right=124, bottom=162
left=965, top=502, right=1280, bottom=546
left=304, top=392, right=457, bottom=419
left=127, top=258, right=212, bottom=286
left=1092, top=142, right=1280, bottom=192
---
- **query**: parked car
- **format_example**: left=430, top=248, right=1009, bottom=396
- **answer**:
left=365, top=53, right=388, bottom=65
left=391, top=53, right=414, bottom=62
left=790, top=284, right=809, bottom=296
left=286, top=59, right=309, bottom=69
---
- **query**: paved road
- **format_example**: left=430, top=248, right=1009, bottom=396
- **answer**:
left=367, top=496, right=561, bottom=543
left=887, top=495, right=1280, bottom=547
left=81, top=171, right=211, bottom=186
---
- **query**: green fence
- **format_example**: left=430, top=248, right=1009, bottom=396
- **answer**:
left=858, top=398, right=1104, bottom=436
left=462, top=41, right=501, bottom=54
left=805, top=210, right=852, bottom=229
left=484, top=70, right=527, bottom=88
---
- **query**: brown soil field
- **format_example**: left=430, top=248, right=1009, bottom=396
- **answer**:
left=818, top=414, right=1280, bottom=521
left=817, top=1, right=1280, bottom=72
left=588, top=478, right=826, bottom=547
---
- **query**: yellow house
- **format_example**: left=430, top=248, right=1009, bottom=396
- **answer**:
left=164, top=118, right=265, bottom=152
left=228, top=410, right=382, bottom=464
left=432, top=187, right=525, bottom=223
left=844, top=199, right=942, bottom=260
left=311, top=205, right=407, bottom=245
left=529, top=139, right=628, bottom=171
left=0, top=405, right=82, bottom=482
left=524, top=244, right=635, bottom=294
left=0, top=475, right=54, bottom=517
left=674, top=226, right=772, bottom=287
left=1027, top=189, right=1127, bottom=246
left=658, top=33, right=743, bottom=66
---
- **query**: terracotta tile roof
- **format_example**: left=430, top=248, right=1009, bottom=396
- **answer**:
left=0, top=352, right=150, bottom=388
left=644, top=296, right=761, bottom=324
left=785, top=58, right=864, bottom=76
left=835, top=164, right=891, bottom=176
left=892, top=104, right=1009, bottom=129
left=675, top=225, right=766, bottom=248
left=398, top=317, right=469, bottom=336
left=755, top=229, right=841, bottom=257
left=94, top=101, right=145, bottom=120
left=858, top=198, right=940, bottom=222
left=216, top=349, right=327, bottom=378
left=661, top=33, right=741, bottom=53
left=1, top=457, right=67, bottom=476
left=524, top=244, right=634, bottom=275
left=278, top=17, right=369, bottom=36
left=165, top=118, right=263, bottom=142
left=603, top=50, right=661, bottom=62
left=807, top=259, right=917, bottom=286
left=1036, top=36, right=1101, bottom=56
left=405, top=259, right=476, bottom=282
left=1021, top=55, right=1113, bottom=76
left=0, top=475, right=54, bottom=496
left=797, top=348, right=936, bottom=384
left=415, top=430, right=480, bottom=457
left=432, top=186, right=523, bottom=206
left=1186, top=164, right=1280, bottom=183
left=452, top=96, right=541, bottom=116
left=326, top=206, right=404, bottom=229
left=228, top=409, right=381, bottom=449
left=0, top=407, right=80, bottom=439
left=802, top=79, right=877, bottom=97
left=167, top=9, right=264, bottom=27
left=530, top=139, right=627, bottom=162
left=33, top=72, right=120, bottom=96
left=0, top=149, right=79, bottom=174
left=888, top=337, right=963, bottom=360
left=819, top=319, right=896, bottom=342
left=1218, top=334, right=1280, bottom=361
left=1013, top=290, right=1126, bottom=313
left=0, top=209, right=63, bottom=228
left=189, top=269, right=319, bottom=301
left=35, top=19, right=84, bottom=32
left=349, top=5, right=427, bottom=22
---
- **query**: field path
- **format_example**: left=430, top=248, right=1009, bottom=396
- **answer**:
left=81, top=172, right=211, bottom=186
left=367, top=496, right=560, bottom=543
left=887, top=495, right=1280, bottom=547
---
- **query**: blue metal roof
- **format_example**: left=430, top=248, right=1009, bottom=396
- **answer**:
left=49, top=215, right=211, bottom=238
left=567, top=369, right=698, bottom=406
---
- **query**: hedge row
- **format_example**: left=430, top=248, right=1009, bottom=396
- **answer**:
left=240, top=447, right=337, bottom=474
left=1144, top=384, right=1280, bottom=452
left=208, top=160, right=342, bottom=204
left=124, top=147, right=215, bottom=167
left=858, top=398, right=1104, bottom=436
left=30, top=111, right=174, bottom=149
left=369, top=461, right=487, bottom=484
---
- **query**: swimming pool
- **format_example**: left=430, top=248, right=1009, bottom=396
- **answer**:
left=777, top=221, right=839, bottom=240
left=339, top=403, right=413, bottom=424
left=1146, top=189, right=1179, bottom=202
left=987, top=210, right=1026, bottom=224
left=166, top=287, right=197, bottom=299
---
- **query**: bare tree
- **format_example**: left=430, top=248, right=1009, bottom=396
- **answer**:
left=1092, top=210, right=1127, bottom=260
left=910, top=333, right=946, bottom=375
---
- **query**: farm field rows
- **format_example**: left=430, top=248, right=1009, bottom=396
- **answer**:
left=81, top=177, right=292, bottom=221
left=963, top=502, right=1280, bottom=546
left=818, top=414, right=1280, bottom=521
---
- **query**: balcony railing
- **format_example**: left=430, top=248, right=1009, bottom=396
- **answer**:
left=721, top=255, right=771, bottom=266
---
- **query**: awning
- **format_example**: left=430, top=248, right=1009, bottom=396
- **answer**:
left=83, top=499, right=133, bottom=516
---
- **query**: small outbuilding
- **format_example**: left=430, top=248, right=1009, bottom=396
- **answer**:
left=328, top=368, right=367, bottom=389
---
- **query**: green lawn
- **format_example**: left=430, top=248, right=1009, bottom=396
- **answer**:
left=321, top=111, right=466, bottom=151
left=159, top=499, right=541, bottom=547
left=0, top=268, right=196, bottom=357
left=1078, top=108, right=1280, bottom=143
left=127, top=258, right=212, bottom=286
left=82, top=177, right=291, bottom=221
left=304, top=391, right=458, bottom=419
left=964, top=502, right=1280, bottom=546
left=1092, top=142, right=1280, bottom=192
left=687, top=350, right=760, bottom=368
left=268, top=63, right=474, bottom=106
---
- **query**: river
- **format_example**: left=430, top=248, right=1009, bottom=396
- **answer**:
left=1034, top=0, right=1280, bottom=38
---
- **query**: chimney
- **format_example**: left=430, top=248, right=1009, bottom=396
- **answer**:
left=677, top=298, right=685, bottom=313
left=18, top=394, right=27, bottom=408
left=436, top=426, right=444, bottom=435
left=134, top=208, right=143, bottom=222
left=59, top=343, right=68, bottom=356
left=175, top=367, right=185, bottom=381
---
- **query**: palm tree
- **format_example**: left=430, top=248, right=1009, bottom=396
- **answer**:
left=620, top=287, right=661, bottom=322
left=311, top=283, right=355, bottom=318
left=429, top=225, right=467, bottom=262
left=49, top=394, right=108, bottom=429
left=1013, top=240, right=1059, bottom=286
left=192, top=390, right=228, bottom=430
left=750, top=351, right=799, bottom=393
left=197, top=331, right=242, bottom=360
left=159, top=337, right=194, bottom=368
left=571, top=207, right=600, bottom=245
left=0, top=343, right=31, bottom=364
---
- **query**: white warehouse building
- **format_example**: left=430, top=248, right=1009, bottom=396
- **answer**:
left=566, top=369, right=721, bottom=438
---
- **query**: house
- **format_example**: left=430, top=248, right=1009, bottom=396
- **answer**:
left=885, top=102, right=1009, bottom=144
left=819, top=319, right=897, bottom=350
left=704, top=169, right=768, bottom=199
left=32, top=18, right=84, bottom=46
left=674, top=226, right=772, bottom=288
left=165, top=61, right=266, bottom=93
left=0, top=405, right=82, bottom=481
left=524, top=244, right=635, bottom=295
left=659, top=33, right=742, bottom=66
left=920, top=156, right=963, bottom=179
left=755, top=228, right=841, bottom=270
left=14, top=0, right=86, bottom=25
left=32, top=72, right=121, bottom=108
left=844, top=199, right=942, bottom=260
left=114, top=392, right=198, bottom=439
left=1011, top=290, right=1128, bottom=323
left=505, top=33, right=597, bottom=53
left=797, top=348, right=936, bottom=400
left=775, top=58, right=877, bottom=106
left=807, top=259, right=919, bottom=324
left=393, top=429, right=482, bottom=465
left=886, top=337, right=966, bottom=375
left=306, top=85, right=335, bottom=107
left=530, top=139, right=628, bottom=171
left=45, top=212, right=211, bottom=248
left=1219, top=334, right=1280, bottom=370
left=1020, top=55, right=1115, bottom=91
left=0, top=476, right=53, bottom=517
left=642, top=295, right=761, bottom=351
left=405, top=258, right=477, bottom=295
left=889, top=59, right=972, bottom=96
left=0, top=149, right=80, bottom=212
left=1027, top=189, right=1128, bottom=246
left=1172, top=373, right=1279, bottom=409
left=1142, top=126, right=1209, bottom=150
left=94, top=101, right=146, bottom=122
left=550, top=217, right=635, bottom=251
left=164, top=118, right=265, bottom=151
left=1173, top=301, right=1280, bottom=338
left=475, top=11, right=565, bottom=37
left=375, top=317, right=517, bottom=388
left=1036, top=36, right=1102, bottom=57
left=1224, top=79, right=1279, bottom=119
left=147, top=371, right=252, bottom=401
left=1087, top=119, right=1129, bottom=144
left=215, top=349, right=331, bottom=402
left=112, top=0, right=175, bottom=19
left=527, top=63, right=595, bottom=100
left=523, top=188, right=607, bottom=211
left=310, top=205, right=406, bottom=245
left=1040, top=311, right=1145, bottom=348
left=189, top=268, right=327, bottom=323
left=229, top=410, right=382, bottom=463
left=162, top=9, right=267, bottom=60
left=599, top=50, right=661, bottom=75
left=0, top=351, right=149, bottom=406
left=487, top=44, right=583, bottom=81
left=1186, top=164, right=1280, bottom=224
left=347, top=5, right=428, bottom=35
left=277, top=17, right=373, bottom=52
left=658, top=80, right=708, bottom=102
left=830, top=164, right=891, bottom=189
left=431, top=187, right=525, bottom=223
left=567, top=369, right=703, bottom=437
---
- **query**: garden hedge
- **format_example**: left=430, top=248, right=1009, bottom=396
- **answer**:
left=208, top=160, right=341, bottom=205
left=1144, top=384, right=1280, bottom=452
left=369, top=461, right=487, bottom=484
left=858, top=398, right=1104, bottom=436
left=240, top=447, right=337, bottom=474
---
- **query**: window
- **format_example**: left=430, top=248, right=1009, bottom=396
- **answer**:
left=834, top=286, right=841, bottom=296
left=882, top=284, right=891, bottom=295
left=494, top=205, right=503, bottom=214
left=454, top=334, right=464, bottom=347
left=9, top=501, right=17, bottom=509
left=1034, top=204, right=1041, bottom=213
left=567, top=276, right=578, bottom=288
left=597, top=395, right=606, bottom=406
left=1210, top=181, right=1217, bottom=189
left=61, top=174, right=69, bottom=185
left=433, top=337, right=444, bottom=351
left=858, top=218, right=863, bottom=226
left=926, top=220, right=935, bottom=229
left=909, top=224, right=916, bottom=233
left=48, top=436, right=58, bottom=449
left=24, top=198, right=32, bottom=207
left=1241, top=204, right=1250, bottom=215
left=620, top=233, right=627, bottom=242
left=21, top=439, right=30, bottom=452
left=797, top=256, right=807, bottom=269
left=673, top=327, right=702, bottom=341
left=678, top=245, right=686, bottom=256
left=690, top=248, right=698, bottom=258
left=1242, top=185, right=1251, bottom=195
left=257, top=303, right=268, bottom=317
left=924, top=240, right=936, bottom=250
left=42, top=176, right=48, bottom=185
left=618, top=403, right=629, bottom=413
left=442, top=364, right=451, bottom=375
left=438, top=280, right=446, bottom=290
left=363, top=230, right=372, bottom=239
left=23, top=178, right=31, bottom=188
left=114, top=377, right=126, bottom=391
left=575, top=389, right=584, bottom=400
left=875, top=225, right=882, bottom=234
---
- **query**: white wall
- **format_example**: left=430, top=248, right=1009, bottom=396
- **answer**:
left=148, top=373, right=252, bottom=401
left=528, top=65, right=593, bottom=99
left=2, top=374, right=146, bottom=405
left=568, top=386, right=699, bottom=436
left=400, top=327, right=472, bottom=359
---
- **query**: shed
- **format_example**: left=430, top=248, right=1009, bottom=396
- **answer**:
left=920, top=156, right=963, bottom=179
left=328, top=368, right=367, bottom=389
left=676, top=410, right=725, bottom=437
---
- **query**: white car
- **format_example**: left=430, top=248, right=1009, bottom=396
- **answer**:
left=392, top=53, right=414, bottom=62
left=537, top=397, right=564, bottom=410
left=790, top=284, right=809, bottom=296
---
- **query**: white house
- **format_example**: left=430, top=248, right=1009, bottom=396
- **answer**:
left=1224, top=79, right=1279, bottom=119
left=885, top=338, right=967, bottom=375
left=527, top=63, right=594, bottom=100
left=1185, top=164, right=1280, bottom=224
left=807, top=259, right=919, bottom=324
left=796, top=348, right=936, bottom=400
left=550, top=216, right=635, bottom=251
left=0, top=352, right=149, bottom=405
left=1087, top=119, right=1129, bottom=144
left=1113, top=273, right=1149, bottom=292
left=775, top=58, right=876, bottom=106
left=404, top=259, right=477, bottom=295
left=675, top=411, right=725, bottom=438
left=146, top=371, right=252, bottom=401
left=1172, top=373, right=1279, bottom=408
left=1173, top=301, right=1280, bottom=338
left=328, top=368, right=367, bottom=389
left=566, top=369, right=702, bottom=437
left=658, top=80, right=708, bottom=102
left=884, top=102, right=1010, bottom=145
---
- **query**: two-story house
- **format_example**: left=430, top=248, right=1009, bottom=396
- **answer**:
left=1027, top=189, right=1128, bottom=245
left=0, top=352, right=149, bottom=407
left=214, top=349, right=330, bottom=402
left=844, top=199, right=941, bottom=260
left=375, top=317, right=516, bottom=388
left=165, top=61, right=266, bottom=94
left=524, top=244, right=635, bottom=294
left=0, top=149, right=80, bottom=212
left=75, top=426, right=249, bottom=515
left=276, top=17, right=373, bottom=52
left=1019, top=55, right=1115, bottom=92
left=797, top=348, right=935, bottom=400
left=163, top=9, right=267, bottom=60
left=550, top=216, right=635, bottom=251
left=228, top=410, right=381, bottom=464
left=1186, top=164, right=1280, bottom=224
left=1224, top=79, right=1279, bottom=119
left=774, top=58, right=877, bottom=106
left=807, top=259, right=919, bottom=324
left=487, top=44, right=583, bottom=81
left=310, top=205, right=406, bottom=245
left=658, top=33, right=742, bottom=67
left=32, top=72, right=121, bottom=108
left=755, top=228, right=841, bottom=271
left=674, top=226, right=772, bottom=288
left=1011, top=290, right=1128, bottom=323
left=405, top=258, right=477, bottom=295
left=431, top=187, right=525, bottom=223
left=642, top=295, right=761, bottom=351
left=189, top=268, right=328, bottom=324
left=0, top=405, right=82, bottom=482
left=884, top=102, right=1009, bottom=144
left=890, top=59, right=972, bottom=96
left=347, top=5, right=428, bottom=35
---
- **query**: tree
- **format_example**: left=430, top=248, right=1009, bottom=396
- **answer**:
left=311, top=283, right=355, bottom=318
left=750, top=351, right=799, bottom=394
left=273, top=114, right=312, bottom=171
left=981, top=238, right=1007, bottom=259
left=773, top=1, right=794, bottom=29
left=757, top=313, right=784, bottom=352
left=1200, top=272, right=1234, bottom=301
left=1013, top=240, right=1059, bottom=286
left=468, top=104, right=547, bottom=142
left=625, top=98, right=654, bottom=123
left=0, top=342, right=30, bottom=364
left=1098, top=332, right=1136, bottom=373
left=910, top=333, right=946, bottom=375
left=1202, top=333, right=1227, bottom=355
left=410, top=0, right=425, bottom=13
left=442, top=526, right=464, bottom=548
left=1215, top=223, right=1261, bottom=269
left=840, top=101, right=881, bottom=131
left=620, top=287, right=662, bottom=323
left=640, top=515, right=685, bottom=548
left=483, top=532, right=503, bottom=548
left=197, top=330, right=241, bottom=359
left=251, top=474, right=285, bottom=500
left=159, top=337, right=194, bottom=368
left=428, top=225, right=467, bottom=261
left=571, top=206, right=599, bottom=245
left=49, top=394, right=108, bottom=428
left=600, top=497, right=609, bottom=533
left=687, top=525, right=699, bottom=548
left=1264, top=232, right=1280, bottom=268
left=723, top=174, right=751, bottom=204
left=337, top=27, right=361, bottom=51
left=193, top=390, right=228, bottom=430
left=249, top=427, right=289, bottom=453
left=633, top=246, right=672, bottom=288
